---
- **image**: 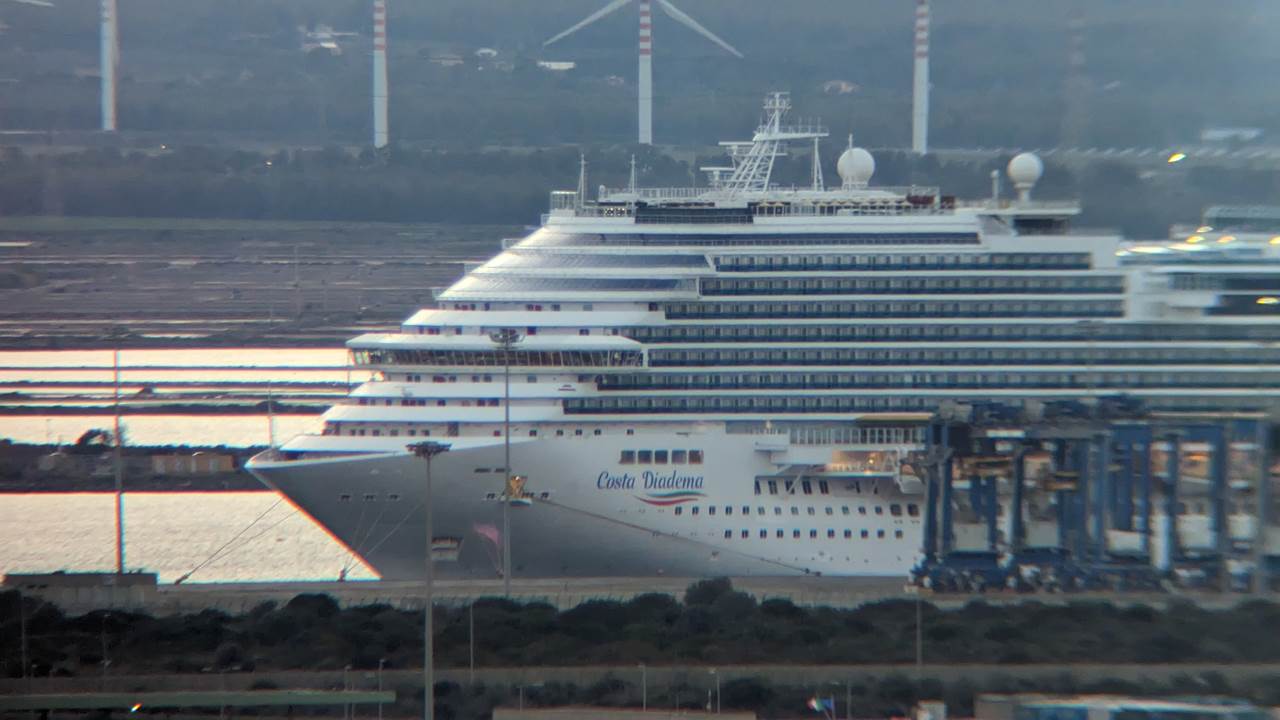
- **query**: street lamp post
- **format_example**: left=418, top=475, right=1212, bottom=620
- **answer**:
left=409, top=441, right=451, bottom=720
left=378, top=658, right=387, bottom=720
left=343, top=664, right=352, bottom=720
left=709, top=668, right=720, bottom=714
left=639, top=663, right=647, bottom=711
left=490, top=328, right=521, bottom=597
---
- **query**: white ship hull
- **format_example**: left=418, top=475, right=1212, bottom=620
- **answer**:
left=248, top=430, right=925, bottom=580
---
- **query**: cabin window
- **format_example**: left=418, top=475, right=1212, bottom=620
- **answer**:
left=689, top=450, right=704, bottom=464
left=674, top=507, right=682, bottom=516
left=672, top=450, right=687, bottom=463
left=724, top=530, right=732, bottom=539
left=638, top=450, right=653, bottom=463
left=654, top=450, right=669, bottom=464
left=620, top=450, right=636, bottom=464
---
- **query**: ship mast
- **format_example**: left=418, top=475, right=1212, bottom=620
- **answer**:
left=717, top=92, right=827, bottom=197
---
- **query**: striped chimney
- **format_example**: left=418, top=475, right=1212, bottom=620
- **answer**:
left=373, top=0, right=389, bottom=149
left=638, top=0, right=653, bottom=145
left=912, top=0, right=929, bottom=154
left=100, top=0, right=118, bottom=132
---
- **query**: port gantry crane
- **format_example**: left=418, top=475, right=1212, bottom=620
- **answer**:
left=911, top=397, right=1274, bottom=594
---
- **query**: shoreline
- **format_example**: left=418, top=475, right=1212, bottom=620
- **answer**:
left=0, top=442, right=272, bottom=492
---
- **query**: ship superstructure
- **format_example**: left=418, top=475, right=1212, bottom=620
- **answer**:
left=247, top=93, right=1280, bottom=581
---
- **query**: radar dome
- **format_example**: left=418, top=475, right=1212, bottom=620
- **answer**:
left=1007, top=152, right=1043, bottom=186
left=837, top=146, right=875, bottom=188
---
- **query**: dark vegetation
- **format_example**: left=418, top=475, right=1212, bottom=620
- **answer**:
left=7, top=144, right=1280, bottom=237
left=1, top=0, right=1275, bottom=149
left=5, top=579, right=1280, bottom=678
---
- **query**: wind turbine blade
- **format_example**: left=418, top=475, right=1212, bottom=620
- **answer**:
left=544, top=0, right=633, bottom=47
left=6, top=0, right=56, bottom=7
left=655, top=0, right=742, bottom=58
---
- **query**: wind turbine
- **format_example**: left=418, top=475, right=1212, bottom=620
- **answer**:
left=544, top=0, right=742, bottom=145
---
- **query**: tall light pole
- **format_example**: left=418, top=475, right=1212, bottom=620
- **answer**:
left=112, top=348, right=125, bottom=575
left=409, top=441, right=451, bottom=720
left=489, top=328, right=522, bottom=597
left=377, top=658, right=387, bottom=720
left=709, top=668, right=720, bottom=714
left=639, top=663, right=647, bottom=710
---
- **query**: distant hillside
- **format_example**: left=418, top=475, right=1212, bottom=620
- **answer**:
left=0, top=0, right=1277, bottom=149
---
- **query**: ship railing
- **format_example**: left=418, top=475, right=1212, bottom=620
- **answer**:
left=954, top=199, right=1082, bottom=211
left=597, top=186, right=711, bottom=201
left=725, top=424, right=926, bottom=446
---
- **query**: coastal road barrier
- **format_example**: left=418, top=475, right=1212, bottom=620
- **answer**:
left=5, top=664, right=1280, bottom=697
left=11, top=575, right=1263, bottom=616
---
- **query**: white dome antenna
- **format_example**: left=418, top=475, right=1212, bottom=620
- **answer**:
left=837, top=135, right=875, bottom=190
left=1007, top=152, right=1043, bottom=202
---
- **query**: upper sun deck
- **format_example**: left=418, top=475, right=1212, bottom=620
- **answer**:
left=546, top=92, right=1079, bottom=231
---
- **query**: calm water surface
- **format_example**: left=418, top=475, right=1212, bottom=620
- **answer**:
left=0, top=349, right=382, bottom=581
left=0, top=492, right=377, bottom=583
left=0, top=348, right=362, bottom=446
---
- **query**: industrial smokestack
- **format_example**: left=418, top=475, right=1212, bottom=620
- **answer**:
left=911, top=0, right=929, bottom=154
left=638, top=0, right=653, bottom=145
left=1062, top=4, right=1088, bottom=148
left=372, top=0, right=388, bottom=149
left=100, top=0, right=118, bottom=132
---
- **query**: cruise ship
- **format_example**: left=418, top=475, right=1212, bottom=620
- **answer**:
left=247, top=93, right=1280, bottom=581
